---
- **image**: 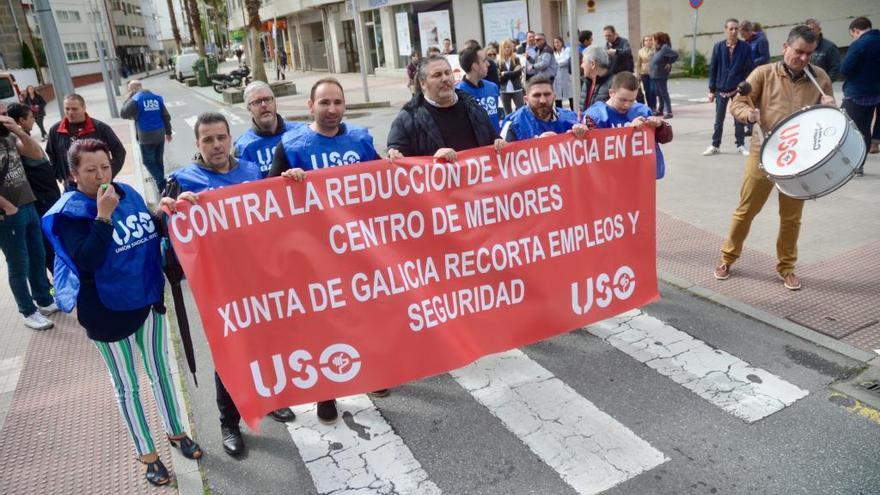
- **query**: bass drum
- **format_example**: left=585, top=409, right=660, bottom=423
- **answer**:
left=759, top=105, right=866, bottom=200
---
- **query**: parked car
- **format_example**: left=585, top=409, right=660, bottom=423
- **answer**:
left=0, top=72, right=21, bottom=105
left=175, top=52, right=200, bottom=81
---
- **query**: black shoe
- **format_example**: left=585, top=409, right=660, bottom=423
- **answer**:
left=744, top=130, right=753, bottom=137
left=317, top=400, right=338, bottom=424
left=268, top=407, right=296, bottom=423
left=169, top=434, right=203, bottom=460
left=138, top=457, right=170, bottom=486
left=855, top=169, right=865, bottom=177
left=663, top=113, right=673, bottom=119
left=221, top=425, right=245, bottom=456
left=368, top=389, right=390, bottom=398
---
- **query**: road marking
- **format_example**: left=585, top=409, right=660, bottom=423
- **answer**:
left=830, top=393, right=880, bottom=426
left=183, top=115, right=198, bottom=129
left=219, top=108, right=244, bottom=125
left=165, top=100, right=187, bottom=108
left=451, top=349, right=668, bottom=495
left=588, top=310, right=810, bottom=422
left=287, top=396, right=442, bottom=495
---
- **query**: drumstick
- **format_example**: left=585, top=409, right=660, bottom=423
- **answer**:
left=736, top=81, right=764, bottom=141
left=804, top=65, right=827, bottom=98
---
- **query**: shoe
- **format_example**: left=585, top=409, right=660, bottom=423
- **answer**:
left=779, top=272, right=801, bottom=290
left=138, top=457, right=170, bottom=486
left=702, top=145, right=720, bottom=156
left=168, top=434, right=203, bottom=460
left=368, top=389, right=390, bottom=398
left=713, top=263, right=731, bottom=280
left=38, top=302, right=58, bottom=316
left=23, top=311, right=53, bottom=330
left=41, top=136, right=46, bottom=142
left=317, top=400, right=338, bottom=425
left=854, top=169, right=864, bottom=177
left=870, top=143, right=879, bottom=154
left=221, top=425, right=245, bottom=456
left=736, top=145, right=750, bottom=156
left=744, top=129, right=753, bottom=137
left=663, top=113, right=673, bottom=119
left=268, top=407, right=295, bottom=423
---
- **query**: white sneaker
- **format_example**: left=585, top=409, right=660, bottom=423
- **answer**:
left=737, top=145, right=750, bottom=156
left=38, top=302, right=58, bottom=315
left=702, top=145, right=720, bottom=156
left=23, top=311, right=53, bottom=330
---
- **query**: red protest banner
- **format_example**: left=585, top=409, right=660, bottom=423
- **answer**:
left=168, top=128, right=659, bottom=430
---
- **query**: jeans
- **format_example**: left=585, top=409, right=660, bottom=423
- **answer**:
left=35, top=113, right=47, bottom=137
left=712, top=93, right=745, bottom=148
left=842, top=99, right=874, bottom=173
left=639, top=75, right=656, bottom=112
left=140, top=142, right=167, bottom=192
left=721, top=154, right=805, bottom=275
left=653, top=78, right=672, bottom=115
left=872, top=104, right=880, bottom=143
left=32, top=195, right=59, bottom=274
left=0, top=203, right=53, bottom=315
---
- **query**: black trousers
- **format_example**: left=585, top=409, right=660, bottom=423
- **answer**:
left=842, top=98, right=874, bottom=173
left=215, top=371, right=241, bottom=428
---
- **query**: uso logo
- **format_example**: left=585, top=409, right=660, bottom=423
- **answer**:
left=112, top=212, right=158, bottom=247
left=775, top=123, right=800, bottom=168
left=250, top=343, right=362, bottom=397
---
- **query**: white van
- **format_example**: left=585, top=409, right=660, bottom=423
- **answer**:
left=175, top=52, right=200, bottom=81
left=0, top=72, right=21, bottom=105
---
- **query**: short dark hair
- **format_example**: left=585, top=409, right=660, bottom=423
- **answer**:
left=849, top=17, right=872, bottom=31
left=740, top=20, right=755, bottom=32
left=524, top=75, right=553, bottom=93
left=459, top=47, right=481, bottom=73
left=67, top=138, right=111, bottom=171
left=417, top=54, right=450, bottom=82
left=310, top=77, right=345, bottom=100
left=194, top=112, right=230, bottom=140
left=63, top=93, right=85, bottom=106
left=5, top=102, right=30, bottom=122
left=443, top=38, right=451, bottom=43
left=611, top=71, right=639, bottom=91
left=463, top=39, right=481, bottom=50
left=426, top=46, right=441, bottom=56
left=578, top=30, right=593, bottom=44
left=654, top=32, right=671, bottom=46
left=724, top=18, right=739, bottom=27
left=787, top=25, right=818, bottom=45
left=603, top=25, right=616, bottom=33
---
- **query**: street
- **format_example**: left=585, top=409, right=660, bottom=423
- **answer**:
left=0, top=66, right=877, bottom=495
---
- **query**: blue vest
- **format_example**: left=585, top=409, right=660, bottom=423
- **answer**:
left=456, top=79, right=501, bottom=131
left=42, top=183, right=164, bottom=313
left=586, top=101, right=665, bottom=179
left=500, top=106, right=579, bottom=141
left=234, top=121, right=305, bottom=177
left=131, top=91, right=166, bottom=133
left=169, top=159, right=263, bottom=193
left=279, top=123, right=379, bottom=171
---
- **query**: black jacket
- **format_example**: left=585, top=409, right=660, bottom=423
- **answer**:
left=46, top=115, right=126, bottom=183
left=486, top=58, right=500, bottom=87
left=387, top=90, right=499, bottom=157
left=499, top=57, right=524, bottom=92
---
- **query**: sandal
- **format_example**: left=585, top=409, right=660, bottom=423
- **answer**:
left=138, top=457, right=170, bottom=486
left=169, top=434, right=203, bottom=460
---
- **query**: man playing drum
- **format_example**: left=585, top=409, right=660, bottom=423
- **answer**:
left=714, top=25, right=834, bottom=291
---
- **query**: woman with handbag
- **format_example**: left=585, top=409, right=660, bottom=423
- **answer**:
left=21, top=86, right=47, bottom=141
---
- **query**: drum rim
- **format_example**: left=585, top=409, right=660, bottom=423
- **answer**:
left=776, top=167, right=856, bottom=200
left=759, top=104, right=850, bottom=178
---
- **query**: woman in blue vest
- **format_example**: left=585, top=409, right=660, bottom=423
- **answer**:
left=42, top=139, right=202, bottom=486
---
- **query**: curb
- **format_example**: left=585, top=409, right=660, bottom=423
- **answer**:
left=658, top=270, right=877, bottom=365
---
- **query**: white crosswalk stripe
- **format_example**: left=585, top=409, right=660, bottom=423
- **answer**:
left=287, top=396, right=441, bottom=495
left=183, top=115, right=198, bottom=129
left=219, top=108, right=245, bottom=125
left=588, top=310, right=809, bottom=422
left=452, top=349, right=668, bottom=495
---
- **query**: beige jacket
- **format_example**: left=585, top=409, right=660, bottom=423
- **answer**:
left=637, top=47, right=654, bottom=76
left=730, top=62, right=833, bottom=158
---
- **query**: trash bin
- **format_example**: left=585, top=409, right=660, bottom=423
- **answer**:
left=193, top=59, right=210, bottom=86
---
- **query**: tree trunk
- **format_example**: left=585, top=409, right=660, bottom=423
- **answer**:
left=166, top=0, right=182, bottom=54
left=245, top=0, right=267, bottom=82
left=184, top=0, right=206, bottom=57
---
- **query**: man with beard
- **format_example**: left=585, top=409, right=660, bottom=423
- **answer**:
left=234, top=81, right=306, bottom=177
left=500, top=75, right=590, bottom=141
left=160, top=113, right=296, bottom=457
left=387, top=55, right=504, bottom=162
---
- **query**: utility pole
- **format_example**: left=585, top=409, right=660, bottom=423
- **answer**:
left=33, top=0, right=74, bottom=116
left=95, top=23, right=119, bottom=117
left=567, top=0, right=579, bottom=113
left=351, top=1, right=370, bottom=102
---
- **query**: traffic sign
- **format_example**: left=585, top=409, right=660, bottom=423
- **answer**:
left=690, top=0, right=703, bottom=9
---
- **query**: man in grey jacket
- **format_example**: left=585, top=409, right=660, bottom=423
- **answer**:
left=525, top=33, right=557, bottom=82
left=805, top=18, right=841, bottom=80
left=120, top=80, right=172, bottom=192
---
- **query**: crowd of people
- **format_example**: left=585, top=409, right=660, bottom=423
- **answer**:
left=0, top=15, right=876, bottom=487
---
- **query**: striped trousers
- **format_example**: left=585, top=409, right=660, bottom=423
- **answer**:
left=94, top=310, right=185, bottom=456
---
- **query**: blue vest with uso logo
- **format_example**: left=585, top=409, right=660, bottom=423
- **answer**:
left=586, top=101, right=665, bottom=179
left=234, top=121, right=305, bottom=177
left=169, top=159, right=263, bottom=193
left=131, top=91, right=166, bottom=133
left=279, top=123, right=379, bottom=171
left=42, top=183, right=164, bottom=313
left=456, top=78, right=501, bottom=131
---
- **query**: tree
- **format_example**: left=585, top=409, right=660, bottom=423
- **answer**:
left=21, top=42, right=37, bottom=70
left=184, top=0, right=206, bottom=57
left=166, top=0, right=183, bottom=54
left=245, top=0, right=267, bottom=82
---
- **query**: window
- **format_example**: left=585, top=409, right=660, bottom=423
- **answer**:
left=94, top=41, right=109, bottom=57
left=63, top=42, right=90, bottom=62
left=112, top=1, right=122, bottom=10
left=116, top=25, right=127, bottom=36
left=57, top=10, right=81, bottom=22
left=0, top=78, right=14, bottom=100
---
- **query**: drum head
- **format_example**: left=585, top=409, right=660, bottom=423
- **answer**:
left=760, top=106, right=847, bottom=177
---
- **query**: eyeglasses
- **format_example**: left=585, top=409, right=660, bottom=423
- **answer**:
left=247, top=96, right=275, bottom=107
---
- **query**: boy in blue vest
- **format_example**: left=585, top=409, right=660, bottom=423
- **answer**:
left=234, top=81, right=306, bottom=177
left=586, top=71, right=672, bottom=179
left=160, top=112, right=296, bottom=457
left=269, top=78, right=388, bottom=425
left=121, top=80, right=172, bottom=192
left=500, top=75, right=591, bottom=141
left=455, top=46, right=502, bottom=132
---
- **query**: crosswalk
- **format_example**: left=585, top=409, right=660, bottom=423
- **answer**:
left=267, top=310, right=811, bottom=494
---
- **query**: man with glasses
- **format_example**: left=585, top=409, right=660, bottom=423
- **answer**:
left=525, top=33, right=557, bottom=82
left=234, top=81, right=306, bottom=177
